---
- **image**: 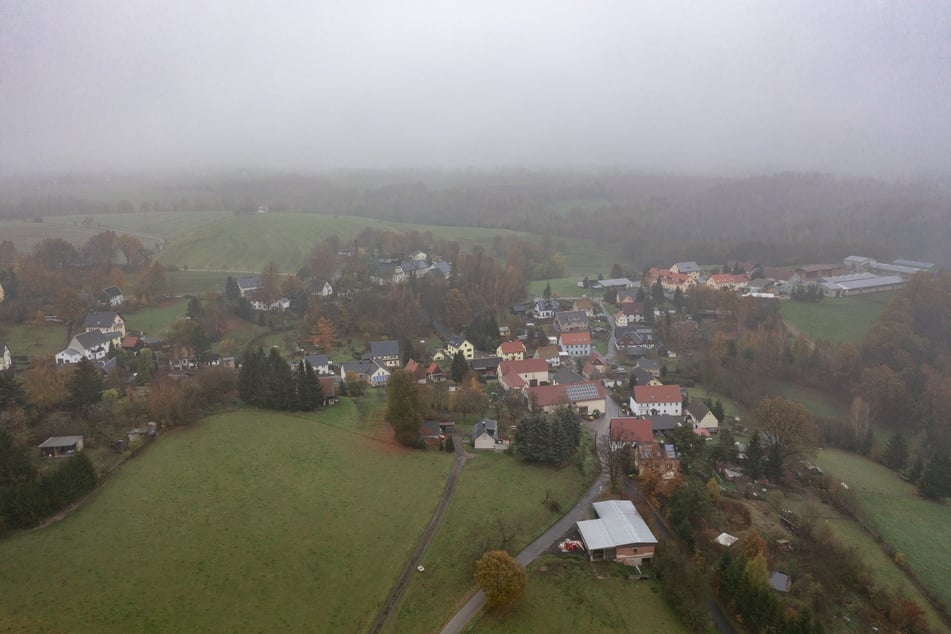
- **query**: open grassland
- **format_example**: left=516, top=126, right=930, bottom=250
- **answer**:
left=388, top=444, right=593, bottom=633
left=527, top=277, right=584, bottom=299
left=473, top=556, right=689, bottom=633
left=166, top=269, right=238, bottom=295
left=766, top=381, right=847, bottom=421
left=0, top=404, right=453, bottom=633
left=122, top=299, right=186, bottom=337
left=780, top=292, right=894, bottom=345
left=0, top=323, right=67, bottom=358
left=812, top=448, right=951, bottom=610
left=0, top=212, right=230, bottom=252
left=44, top=211, right=231, bottom=242
left=154, top=213, right=618, bottom=277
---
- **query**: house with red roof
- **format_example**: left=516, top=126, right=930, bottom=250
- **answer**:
left=609, top=417, right=654, bottom=450
left=559, top=331, right=591, bottom=357
left=630, top=384, right=683, bottom=417
left=525, top=381, right=606, bottom=416
left=706, top=273, right=749, bottom=291
left=496, top=339, right=526, bottom=361
left=498, top=358, right=549, bottom=391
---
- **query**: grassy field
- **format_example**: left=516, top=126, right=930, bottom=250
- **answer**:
left=472, top=556, right=688, bottom=633
left=782, top=492, right=945, bottom=631
left=122, top=299, right=187, bottom=338
left=765, top=381, right=847, bottom=422
left=527, top=277, right=586, bottom=299
left=166, top=269, right=242, bottom=296
left=388, top=447, right=593, bottom=633
left=780, top=292, right=894, bottom=344
left=812, top=448, right=951, bottom=610
left=0, top=322, right=68, bottom=359
left=0, top=404, right=453, bottom=633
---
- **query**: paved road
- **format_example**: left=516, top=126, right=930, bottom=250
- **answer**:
left=369, top=436, right=468, bottom=634
left=440, top=419, right=611, bottom=634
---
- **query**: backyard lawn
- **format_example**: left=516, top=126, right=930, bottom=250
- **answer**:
left=0, top=403, right=453, bottom=633
left=780, top=292, right=894, bottom=345
left=473, top=556, right=689, bottom=633
left=812, top=448, right=951, bottom=610
left=387, top=441, right=595, bottom=633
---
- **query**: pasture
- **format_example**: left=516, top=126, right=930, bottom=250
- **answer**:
left=0, top=404, right=453, bottom=633
left=812, top=448, right=951, bottom=610
left=0, top=322, right=67, bottom=359
left=473, top=556, right=688, bottom=633
left=122, top=299, right=187, bottom=338
left=780, top=292, right=894, bottom=345
left=388, top=440, right=594, bottom=633
left=527, top=277, right=585, bottom=300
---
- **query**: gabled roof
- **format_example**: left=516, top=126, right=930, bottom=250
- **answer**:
left=102, top=286, right=122, bottom=298
left=370, top=340, right=399, bottom=358
left=645, top=415, right=679, bottom=432
left=419, top=421, right=442, bottom=438
left=472, top=418, right=498, bottom=440
left=609, top=418, right=653, bottom=444
left=73, top=330, right=114, bottom=352
left=498, top=340, right=526, bottom=354
left=533, top=344, right=562, bottom=360
left=577, top=500, right=657, bottom=551
left=672, top=261, right=700, bottom=273
left=528, top=381, right=605, bottom=407
left=83, top=311, right=122, bottom=330
left=559, top=332, right=591, bottom=346
left=302, top=354, right=329, bottom=368
left=632, top=385, right=682, bottom=405
left=446, top=334, right=470, bottom=349
left=686, top=399, right=712, bottom=419
left=637, top=358, right=660, bottom=372
left=551, top=367, right=584, bottom=385
left=618, top=302, right=644, bottom=316
left=470, top=356, right=501, bottom=371
left=499, top=358, right=548, bottom=376
left=38, top=435, right=84, bottom=449
left=235, top=276, right=260, bottom=290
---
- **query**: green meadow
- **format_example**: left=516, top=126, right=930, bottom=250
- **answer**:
left=388, top=447, right=593, bottom=633
left=780, top=292, right=894, bottom=345
left=473, top=557, right=689, bottom=633
left=813, top=448, right=951, bottom=610
left=0, top=404, right=452, bottom=633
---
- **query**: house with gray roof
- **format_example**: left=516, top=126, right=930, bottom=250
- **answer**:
left=576, top=500, right=657, bottom=566
left=369, top=340, right=401, bottom=367
left=235, top=276, right=260, bottom=298
left=472, top=419, right=499, bottom=450
left=340, top=359, right=390, bottom=386
left=55, top=330, right=116, bottom=364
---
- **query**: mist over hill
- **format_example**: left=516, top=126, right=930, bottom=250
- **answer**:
left=1, top=169, right=949, bottom=268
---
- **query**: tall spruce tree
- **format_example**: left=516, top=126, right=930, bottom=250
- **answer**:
left=67, top=357, right=104, bottom=413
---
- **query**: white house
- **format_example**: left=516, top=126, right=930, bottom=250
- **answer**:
left=498, top=358, right=549, bottom=391
left=312, top=280, right=333, bottom=297
left=369, top=340, right=401, bottom=368
left=83, top=311, right=126, bottom=340
left=630, top=384, right=683, bottom=417
left=559, top=331, right=591, bottom=357
left=0, top=342, right=11, bottom=371
left=446, top=335, right=475, bottom=360
left=685, top=399, right=719, bottom=432
left=472, top=419, right=499, bottom=450
left=340, top=360, right=391, bottom=387
left=496, top=340, right=526, bottom=361
left=56, top=330, right=116, bottom=364
left=300, top=354, right=331, bottom=375
left=100, top=286, right=124, bottom=307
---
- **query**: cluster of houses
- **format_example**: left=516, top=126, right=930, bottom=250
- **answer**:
left=369, top=249, right=453, bottom=286
left=640, top=256, right=937, bottom=300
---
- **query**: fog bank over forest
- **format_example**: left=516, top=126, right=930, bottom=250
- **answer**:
left=1, top=1, right=949, bottom=177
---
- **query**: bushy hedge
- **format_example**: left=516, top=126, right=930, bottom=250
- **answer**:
left=0, top=453, right=98, bottom=529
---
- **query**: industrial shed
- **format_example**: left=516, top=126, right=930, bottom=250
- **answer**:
left=576, top=500, right=657, bottom=566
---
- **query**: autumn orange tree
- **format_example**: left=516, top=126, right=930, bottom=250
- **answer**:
left=474, top=550, right=526, bottom=609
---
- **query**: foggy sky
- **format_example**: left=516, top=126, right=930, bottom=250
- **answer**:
left=1, top=1, right=949, bottom=177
